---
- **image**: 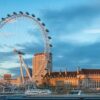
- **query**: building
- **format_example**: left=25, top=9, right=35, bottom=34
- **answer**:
left=3, top=75, right=22, bottom=86
left=3, top=72, right=32, bottom=86
left=3, top=76, right=31, bottom=86
left=9, top=77, right=22, bottom=86
left=32, top=53, right=52, bottom=85
left=4, top=74, right=12, bottom=80
left=43, top=68, right=100, bottom=91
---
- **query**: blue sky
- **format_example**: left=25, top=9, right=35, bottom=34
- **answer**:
left=0, top=0, right=100, bottom=76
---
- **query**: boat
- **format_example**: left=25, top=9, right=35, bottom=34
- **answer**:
left=69, top=90, right=83, bottom=95
left=25, top=89, right=51, bottom=96
left=39, top=89, right=52, bottom=95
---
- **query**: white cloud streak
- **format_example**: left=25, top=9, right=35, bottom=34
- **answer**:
left=59, top=29, right=100, bottom=45
left=0, top=61, right=19, bottom=69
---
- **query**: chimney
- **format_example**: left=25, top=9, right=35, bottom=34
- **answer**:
left=59, top=69, right=62, bottom=75
left=77, top=66, right=80, bottom=74
left=65, top=68, right=67, bottom=75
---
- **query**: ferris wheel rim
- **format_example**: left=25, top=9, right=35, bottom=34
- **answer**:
left=0, top=12, right=52, bottom=55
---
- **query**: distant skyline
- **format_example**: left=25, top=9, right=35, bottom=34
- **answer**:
left=0, top=0, right=100, bottom=76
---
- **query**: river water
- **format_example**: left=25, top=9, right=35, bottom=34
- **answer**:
left=0, top=94, right=100, bottom=100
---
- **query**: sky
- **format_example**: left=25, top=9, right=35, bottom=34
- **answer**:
left=0, top=0, right=100, bottom=76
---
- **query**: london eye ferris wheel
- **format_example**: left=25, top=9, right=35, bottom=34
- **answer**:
left=0, top=11, right=52, bottom=77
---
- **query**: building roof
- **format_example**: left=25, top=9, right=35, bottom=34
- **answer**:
left=44, top=69, right=100, bottom=78
left=44, top=71, right=77, bottom=78
left=81, top=69, right=100, bottom=74
left=34, top=53, right=46, bottom=56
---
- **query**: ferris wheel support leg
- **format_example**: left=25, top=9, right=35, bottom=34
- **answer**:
left=21, top=57, right=32, bottom=82
left=21, top=58, right=37, bottom=89
left=19, top=55, right=24, bottom=84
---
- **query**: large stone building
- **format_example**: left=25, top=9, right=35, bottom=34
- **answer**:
left=43, top=69, right=100, bottom=90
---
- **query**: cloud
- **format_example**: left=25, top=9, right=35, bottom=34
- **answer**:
left=1, top=1, right=100, bottom=75
left=42, top=4, right=100, bottom=32
left=85, top=29, right=100, bottom=34
left=40, top=3, right=100, bottom=71
left=41, top=3, right=100, bottom=47
left=59, top=29, right=100, bottom=45
left=52, top=39, right=100, bottom=71
left=57, top=55, right=63, bottom=59
left=0, top=61, right=19, bottom=69
left=0, top=51, right=14, bottom=62
left=23, top=54, right=33, bottom=59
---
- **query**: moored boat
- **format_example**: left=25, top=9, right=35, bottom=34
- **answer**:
left=25, top=89, right=51, bottom=96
